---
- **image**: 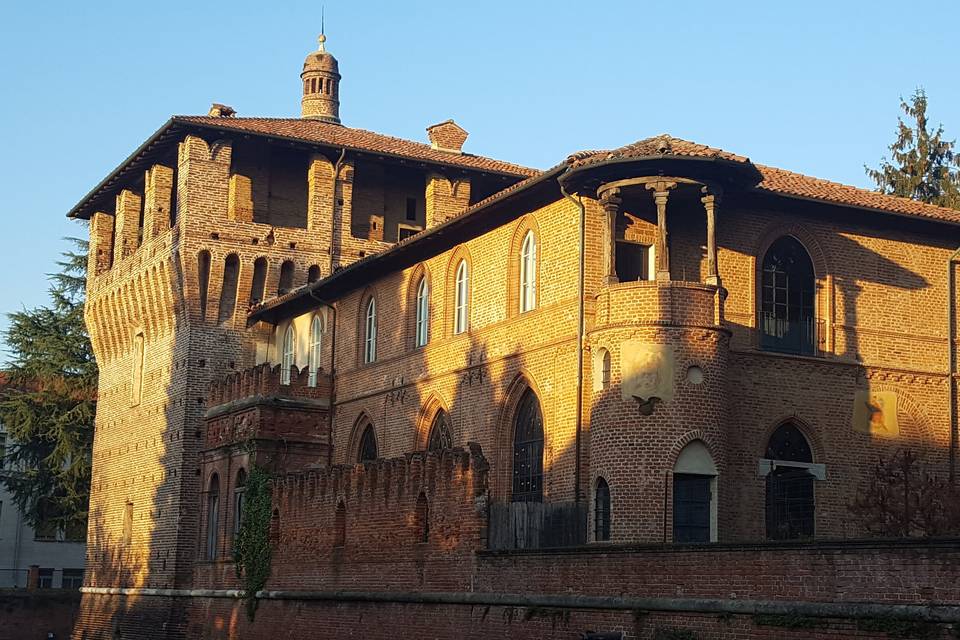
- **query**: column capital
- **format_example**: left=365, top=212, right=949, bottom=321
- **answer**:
left=644, top=180, right=678, bottom=197
left=598, top=187, right=622, bottom=211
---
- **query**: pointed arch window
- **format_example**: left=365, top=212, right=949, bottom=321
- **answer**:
left=454, top=260, right=469, bottom=334
left=512, top=389, right=544, bottom=502
left=595, top=477, right=611, bottom=541
left=415, top=277, right=429, bottom=348
left=519, top=230, right=537, bottom=313
left=764, top=423, right=815, bottom=540
left=206, top=474, right=220, bottom=561
left=357, top=424, right=378, bottom=462
left=760, top=237, right=816, bottom=355
left=364, top=297, right=377, bottom=363
left=427, top=410, right=452, bottom=452
left=281, top=324, right=295, bottom=385
left=308, top=314, right=323, bottom=387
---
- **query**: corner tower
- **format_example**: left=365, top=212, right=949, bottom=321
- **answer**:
left=300, top=33, right=341, bottom=123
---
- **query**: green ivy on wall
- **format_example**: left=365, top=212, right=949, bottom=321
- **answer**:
left=233, top=463, right=273, bottom=620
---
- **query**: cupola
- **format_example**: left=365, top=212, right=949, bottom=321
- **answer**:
left=300, top=33, right=341, bottom=123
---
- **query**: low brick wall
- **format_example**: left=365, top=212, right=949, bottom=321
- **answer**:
left=0, top=589, right=81, bottom=640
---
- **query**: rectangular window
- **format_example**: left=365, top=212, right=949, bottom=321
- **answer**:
left=397, top=224, right=422, bottom=242
left=61, top=568, right=84, bottom=590
left=38, top=568, right=54, bottom=589
left=673, top=474, right=712, bottom=543
left=405, top=197, right=417, bottom=221
left=615, top=241, right=654, bottom=282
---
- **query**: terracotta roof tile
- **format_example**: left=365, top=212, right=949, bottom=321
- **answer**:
left=572, top=134, right=750, bottom=167
left=173, top=116, right=539, bottom=178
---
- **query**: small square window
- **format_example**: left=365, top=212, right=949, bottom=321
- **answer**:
left=405, top=197, right=417, bottom=221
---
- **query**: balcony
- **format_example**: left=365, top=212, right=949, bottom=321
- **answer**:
left=594, top=280, right=721, bottom=330
left=758, top=312, right=822, bottom=357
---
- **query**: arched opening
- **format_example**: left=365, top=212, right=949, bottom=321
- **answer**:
left=308, top=314, right=324, bottom=387
left=519, top=230, right=537, bottom=313
left=357, top=424, right=378, bottom=462
left=453, top=259, right=469, bottom=334
left=307, top=265, right=321, bottom=283
left=592, top=348, right=611, bottom=392
left=672, top=440, right=718, bottom=543
left=427, top=410, right=452, bottom=452
left=206, top=474, right=220, bottom=561
left=363, top=297, right=377, bottom=363
left=250, top=257, right=268, bottom=306
left=760, top=236, right=816, bottom=355
left=278, top=260, right=295, bottom=295
left=415, top=493, right=429, bottom=543
left=233, top=468, right=247, bottom=538
left=197, top=250, right=211, bottom=320
left=511, top=389, right=544, bottom=502
left=280, top=324, right=295, bottom=385
left=334, top=501, right=346, bottom=548
left=594, top=478, right=611, bottom=542
left=217, top=254, right=240, bottom=324
left=765, top=423, right=815, bottom=540
left=415, top=277, right=429, bottom=348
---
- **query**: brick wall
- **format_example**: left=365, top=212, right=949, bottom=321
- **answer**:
left=0, top=590, right=80, bottom=640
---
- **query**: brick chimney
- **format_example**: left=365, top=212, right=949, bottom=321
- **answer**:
left=426, top=120, right=468, bottom=154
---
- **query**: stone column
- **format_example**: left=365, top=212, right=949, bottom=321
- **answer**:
left=646, top=181, right=677, bottom=281
left=599, top=188, right=621, bottom=285
left=701, top=188, right=720, bottom=286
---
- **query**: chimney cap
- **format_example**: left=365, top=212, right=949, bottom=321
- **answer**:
left=426, top=120, right=468, bottom=154
left=208, top=103, right=237, bottom=118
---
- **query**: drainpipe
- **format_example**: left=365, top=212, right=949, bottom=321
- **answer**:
left=948, top=247, right=960, bottom=485
left=328, top=148, right=347, bottom=276
left=559, top=176, right=586, bottom=505
left=308, top=290, right=337, bottom=467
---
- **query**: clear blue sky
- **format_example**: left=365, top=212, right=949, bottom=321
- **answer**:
left=1, top=0, right=958, bottom=353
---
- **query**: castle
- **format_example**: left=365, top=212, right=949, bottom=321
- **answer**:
left=69, top=34, right=960, bottom=639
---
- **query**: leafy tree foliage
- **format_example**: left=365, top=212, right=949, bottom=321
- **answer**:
left=866, top=89, right=960, bottom=209
left=0, top=238, right=96, bottom=539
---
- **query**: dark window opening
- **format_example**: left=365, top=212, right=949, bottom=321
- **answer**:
left=406, top=197, right=417, bottom=221
left=615, top=240, right=651, bottom=282
left=760, top=236, right=817, bottom=355
left=357, top=424, right=378, bottom=462
left=62, top=568, right=84, bottom=590
left=511, top=389, right=544, bottom=502
left=595, top=478, right=611, bottom=541
left=217, top=254, right=240, bottom=324
left=673, top=474, right=712, bottom=543
left=427, top=411, right=452, bottom=452
left=198, top=250, right=211, bottom=320
left=307, top=264, right=321, bottom=283
left=278, top=260, right=295, bottom=295
left=250, top=257, right=268, bottom=305
left=398, top=226, right=420, bottom=242
left=38, top=568, right=54, bottom=589
left=765, top=423, right=815, bottom=540
left=206, top=474, right=220, bottom=561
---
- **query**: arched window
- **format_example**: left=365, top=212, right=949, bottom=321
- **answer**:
left=198, top=250, right=211, bottom=320
left=308, top=314, right=323, bottom=387
left=765, top=423, right=815, bottom=540
left=760, top=237, right=816, bottom=355
left=250, top=257, right=267, bottom=305
left=278, top=260, right=295, bottom=295
left=233, top=468, right=247, bottom=537
left=206, top=474, right=220, bottom=561
left=427, top=410, right=452, bottom=452
left=280, top=324, right=295, bottom=385
left=415, top=277, right=429, bottom=348
left=673, top=440, right=718, bottom=544
left=519, top=230, right=537, bottom=313
left=307, top=265, right=321, bottom=284
left=415, top=493, right=429, bottom=543
left=217, top=254, right=240, bottom=324
left=364, top=298, right=377, bottom=363
left=454, top=260, right=469, bottom=334
left=334, top=501, right=346, bottom=548
left=357, top=424, right=378, bottom=462
left=595, top=477, right=611, bottom=542
left=512, top=389, right=544, bottom=502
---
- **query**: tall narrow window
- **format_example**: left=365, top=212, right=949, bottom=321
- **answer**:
left=308, top=314, right=323, bottom=387
left=250, top=257, right=268, bottom=305
left=206, top=474, right=220, bottom=561
left=765, top=423, right=815, bottom=540
left=512, top=389, right=544, bottom=502
left=415, top=493, right=430, bottom=543
left=357, top=424, right=378, bottom=462
left=278, top=260, right=295, bottom=295
left=595, top=478, right=611, bottom=541
left=198, top=250, right=211, bottom=320
left=217, top=254, right=240, bottom=324
left=454, top=260, right=469, bottom=334
left=760, top=237, right=816, bottom=355
left=281, top=324, right=295, bottom=385
left=519, top=230, right=537, bottom=313
left=131, top=332, right=145, bottom=405
left=122, top=501, right=133, bottom=546
left=415, top=277, right=429, bottom=348
left=233, top=468, right=247, bottom=538
left=364, top=298, right=377, bottom=363
left=672, top=441, right=718, bottom=544
left=427, top=410, right=452, bottom=452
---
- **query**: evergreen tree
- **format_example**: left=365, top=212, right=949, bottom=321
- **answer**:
left=0, top=238, right=96, bottom=539
left=866, top=89, right=960, bottom=209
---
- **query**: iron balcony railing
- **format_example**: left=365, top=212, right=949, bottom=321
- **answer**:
left=758, top=312, right=823, bottom=356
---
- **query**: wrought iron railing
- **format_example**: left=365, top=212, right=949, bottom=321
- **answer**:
left=758, top=312, right=822, bottom=356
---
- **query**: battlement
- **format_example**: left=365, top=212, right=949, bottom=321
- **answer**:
left=207, top=363, right=331, bottom=408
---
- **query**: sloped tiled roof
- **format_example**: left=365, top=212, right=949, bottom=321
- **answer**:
left=173, top=116, right=539, bottom=178
left=572, top=134, right=751, bottom=167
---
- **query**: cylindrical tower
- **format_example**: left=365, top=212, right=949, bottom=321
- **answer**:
left=301, top=34, right=341, bottom=123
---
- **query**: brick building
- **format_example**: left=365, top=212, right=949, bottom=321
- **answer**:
left=68, top=35, right=960, bottom=639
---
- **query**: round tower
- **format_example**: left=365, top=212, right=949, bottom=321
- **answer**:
left=301, top=33, right=341, bottom=123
